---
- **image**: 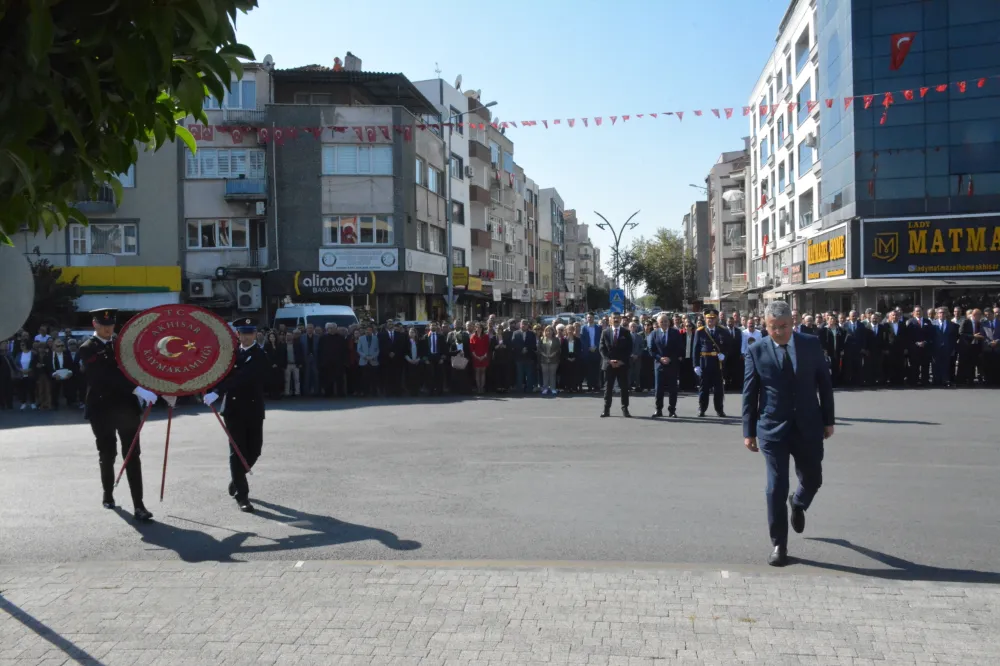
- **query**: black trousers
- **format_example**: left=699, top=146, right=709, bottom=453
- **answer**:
left=361, top=364, right=379, bottom=395
left=224, top=413, right=263, bottom=502
left=761, top=432, right=824, bottom=548
left=603, top=364, right=630, bottom=410
left=89, top=405, right=144, bottom=507
left=51, top=378, right=76, bottom=408
left=654, top=364, right=678, bottom=412
left=909, top=349, right=930, bottom=384
left=698, top=363, right=725, bottom=413
left=585, top=356, right=601, bottom=391
left=404, top=362, right=424, bottom=395
left=322, top=367, right=346, bottom=397
left=427, top=358, right=446, bottom=395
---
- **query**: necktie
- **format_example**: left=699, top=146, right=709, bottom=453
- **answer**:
left=781, top=344, right=795, bottom=382
left=432, top=336, right=436, bottom=354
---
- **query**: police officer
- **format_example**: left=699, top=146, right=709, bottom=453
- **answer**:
left=78, top=308, right=158, bottom=521
left=693, top=308, right=729, bottom=417
left=203, top=318, right=266, bottom=513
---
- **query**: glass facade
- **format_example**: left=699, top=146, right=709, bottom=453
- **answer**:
left=817, top=0, right=1000, bottom=227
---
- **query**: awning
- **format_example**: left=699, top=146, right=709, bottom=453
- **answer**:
left=76, top=292, right=181, bottom=311
left=778, top=277, right=1000, bottom=293
left=458, top=290, right=491, bottom=301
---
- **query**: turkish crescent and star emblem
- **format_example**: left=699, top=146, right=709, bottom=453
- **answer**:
left=116, top=305, right=238, bottom=396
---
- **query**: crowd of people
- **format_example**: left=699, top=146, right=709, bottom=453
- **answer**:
left=3, top=302, right=996, bottom=415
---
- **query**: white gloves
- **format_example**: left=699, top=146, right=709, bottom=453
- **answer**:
left=163, top=395, right=177, bottom=408
left=718, top=353, right=726, bottom=361
left=133, top=386, right=158, bottom=407
left=694, top=366, right=703, bottom=377
left=203, top=392, right=219, bottom=407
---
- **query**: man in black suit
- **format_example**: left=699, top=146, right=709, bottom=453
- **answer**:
left=818, top=314, right=846, bottom=387
left=510, top=319, right=538, bottom=393
left=743, top=300, right=835, bottom=567
left=599, top=312, right=632, bottom=418
left=907, top=305, right=932, bottom=386
left=841, top=310, right=867, bottom=388
left=865, top=312, right=888, bottom=386
left=424, top=321, right=449, bottom=396
left=650, top=313, right=684, bottom=418
left=724, top=315, right=743, bottom=391
left=378, top=319, right=406, bottom=396
left=883, top=310, right=907, bottom=385
left=957, top=308, right=988, bottom=385
left=204, top=318, right=268, bottom=513
left=931, top=307, right=959, bottom=386
left=318, top=323, right=347, bottom=397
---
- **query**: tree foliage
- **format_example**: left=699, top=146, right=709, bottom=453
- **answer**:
left=585, top=284, right=610, bottom=311
left=0, top=0, right=257, bottom=245
left=27, top=259, right=81, bottom=332
left=624, top=229, right=698, bottom=311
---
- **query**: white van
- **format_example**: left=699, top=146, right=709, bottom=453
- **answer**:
left=272, top=304, right=360, bottom=331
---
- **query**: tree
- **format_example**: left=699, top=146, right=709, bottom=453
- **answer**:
left=0, top=1, right=257, bottom=245
left=26, top=259, right=81, bottom=333
left=626, top=229, right=697, bottom=310
left=585, top=284, right=610, bottom=311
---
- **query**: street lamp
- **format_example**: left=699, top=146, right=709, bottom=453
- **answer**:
left=445, top=100, right=497, bottom=321
left=594, top=210, right=640, bottom=308
left=689, top=183, right=708, bottom=192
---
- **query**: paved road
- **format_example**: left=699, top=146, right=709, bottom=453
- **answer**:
left=1, top=388, right=998, bottom=577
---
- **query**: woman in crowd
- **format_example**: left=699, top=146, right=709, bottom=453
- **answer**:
left=33, top=341, right=52, bottom=410
left=263, top=331, right=283, bottom=399
left=15, top=339, right=38, bottom=410
left=640, top=320, right=656, bottom=392
left=561, top=324, right=582, bottom=393
left=404, top=326, right=425, bottom=396
left=538, top=325, right=562, bottom=395
left=347, top=328, right=362, bottom=396
left=470, top=322, right=491, bottom=395
left=490, top=321, right=511, bottom=394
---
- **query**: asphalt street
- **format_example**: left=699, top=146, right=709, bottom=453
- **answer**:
left=1, top=388, right=998, bottom=578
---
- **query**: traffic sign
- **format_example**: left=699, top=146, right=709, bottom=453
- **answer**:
left=609, top=289, right=626, bottom=313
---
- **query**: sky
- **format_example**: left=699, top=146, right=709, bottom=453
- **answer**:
left=233, top=0, right=790, bottom=271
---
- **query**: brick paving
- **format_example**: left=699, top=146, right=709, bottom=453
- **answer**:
left=1, top=561, right=998, bottom=665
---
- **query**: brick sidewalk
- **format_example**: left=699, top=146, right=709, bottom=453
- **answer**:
left=1, top=562, right=997, bottom=665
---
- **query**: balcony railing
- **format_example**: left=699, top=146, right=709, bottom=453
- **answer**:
left=74, top=184, right=117, bottom=214
left=222, top=107, right=267, bottom=124
left=224, top=178, right=268, bottom=199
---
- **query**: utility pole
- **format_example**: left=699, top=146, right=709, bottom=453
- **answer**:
left=594, top=210, right=640, bottom=289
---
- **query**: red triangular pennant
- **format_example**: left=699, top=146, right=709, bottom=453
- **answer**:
left=742, top=106, right=752, bottom=116
left=957, top=81, right=967, bottom=93
left=807, top=100, right=818, bottom=112
left=935, top=84, right=948, bottom=92
left=977, top=78, right=987, bottom=88
left=676, top=111, right=684, bottom=121
left=622, top=115, right=629, bottom=121
left=553, top=119, right=561, bottom=125
left=711, top=109, right=720, bottom=118
left=568, top=119, right=575, bottom=127
left=610, top=116, right=617, bottom=125
left=724, top=108, right=733, bottom=119
left=353, top=127, right=364, bottom=141
left=844, top=98, right=854, bottom=109
left=694, top=110, right=703, bottom=116
left=788, top=102, right=797, bottom=114
left=380, top=126, right=390, bottom=140
left=863, top=95, right=874, bottom=109
left=903, top=90, right=914, bottom=101
left=650, top=113, right=657, bottom=118
left=825, top=99, right=834, bottom=108
left=882, top=92, right=894, bottom=107
left=880, top=110, right=888, bottom=126
left=542, top=120, right=548, bottom=128
left=595, top=117, right=602, bottom=126
left=920, top=87, right=930, bottom=97
left=636, top=114, right=643, bottom=119
left=582, top=118, right=588, bottom=127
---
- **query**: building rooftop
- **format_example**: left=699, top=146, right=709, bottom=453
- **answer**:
left=272, top=69, right=438, bottom=115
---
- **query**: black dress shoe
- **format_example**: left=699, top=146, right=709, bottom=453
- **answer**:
left=768, top=546, right=788, bottom=567
left=668, top=410, right=677, bottom=418
left=133, top=506, right=154, bottom=522
left=238, top=499, right=255, bottom=513
left=652, top=410, right=662, bottom=418
left=621, top=407, right=632, bottom=418
left=102, top=494, right=115, bottom=509
left=600, top=410, right=610, bottom=418
left=228, top=482, right=237, bottom=497
left=698, top=410, right=706, bottom=417
left=789, top=494, right=805, bottom=534
left=716, top=411, right=727, bottom=418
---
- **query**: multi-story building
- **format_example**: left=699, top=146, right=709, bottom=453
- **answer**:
left=538, top=188, right=565, bottom=312
left=15, top=142, right=182, bottom=324
left=263, top=62, right=447, bottom=323
left=704, top=144, right=751, bottom=312
left=563, top=209, right=595, bottom=310
left=464, top=96, right=497, bottom=315
left=524, top=176, right=541, bottom=315
left=744, top=0, right=822, bottom=313
left=683, top=201, right=710, bottom=305
left=483, top=125, right=525, bottom=318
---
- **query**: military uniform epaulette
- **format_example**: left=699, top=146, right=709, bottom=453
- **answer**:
left=697, top=326, right=705, bottom=332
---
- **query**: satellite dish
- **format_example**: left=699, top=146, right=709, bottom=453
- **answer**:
left=454, top=74, right=462, bottom=90
left=262, top=54, right=274, bottom=70
left=0, top=245, right=36, bottom=340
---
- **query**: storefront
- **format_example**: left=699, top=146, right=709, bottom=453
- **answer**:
left=802, top=223, right=855, bottom=312
left=60, top=266, right=182, bottom=328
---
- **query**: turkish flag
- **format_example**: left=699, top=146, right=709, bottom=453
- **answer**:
left=890, top=32, right=916, bottom=71
left=189, top=124, right=202, bottom=140
left=201, top=125, right=214, bottom=141
left=230, top=128, right=243, bottom=144
left=365, top=126, right=377, bottom=143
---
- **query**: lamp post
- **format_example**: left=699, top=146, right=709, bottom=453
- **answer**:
left=445, top=100, right=496, bottom=321
left=594, top=210, right=640, bottom=307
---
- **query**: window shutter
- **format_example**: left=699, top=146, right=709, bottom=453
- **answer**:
left=217, top=150, right=231, bottom=177
left=321, top=146, right=335, bottom=174
left=372, top=146, right=392, bottom=175
left=336, top=146, right=355, bottom=174
left=357, top=146, right=372, bottom=174
left=185, top=149, right=198, bottom=177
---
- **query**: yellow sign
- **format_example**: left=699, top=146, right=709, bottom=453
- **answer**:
left=807, top=272, right=821, bottom=280
left=826, top=268, right=846, bottom=277
left=452, top=266, right=469, bottom=287
left=872, top=232, right=899, bottom=261
left=807, top=235, right=846, bottom=265
left=905, top=224, right=1000, bottom=255
left=467, top=276, right=483, bottom=291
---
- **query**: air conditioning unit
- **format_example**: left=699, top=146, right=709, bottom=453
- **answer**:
left=464, top=165, right=474, bottom=178
left=237, top=278, right=262, bottom=311
left=188, top=278, right=213, bottom=299
left=805, top=133, right=817, bottom=148
left=255, top=201, right=266, bottom=216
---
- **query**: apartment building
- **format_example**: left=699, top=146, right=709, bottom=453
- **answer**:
left=683, top=201, right=710, bottom=305
left=704, top=145, right=751, bottom=312
left=563, top=210, right=595, bottom=310
left=538, top=187, right=565, bottom=312
left=262, top=63, right=446, bottom=323
left=15, top=142, right=182, bottom=325
left=464, top=97, right=499, bottom=315
left=524, top=176, right=542, bottom=315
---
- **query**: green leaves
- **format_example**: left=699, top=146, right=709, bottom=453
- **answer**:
left=0, top=0, right=258, bottom=245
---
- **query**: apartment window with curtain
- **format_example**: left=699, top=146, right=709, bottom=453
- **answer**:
left=451, top=201, right=465, bottom=225
left=759, top=138, right=769, bottom=166
left=186, top=218, right=248, bottom=249
left=504, top=256, right=515, bottom=281
left=427, top=166, right=443, bottom=194
left=778, top=163, right=786, bottom=192
left=452, top=247, right=465, bottom=267
left=322, top=145, right=392, bottom=175
left=70, top=223, right=138, bottom=255
left=776, top=115, right=785, bottom=144
left=415, top=158, right=424, bottom=186
left=796, top=79, right=812, bottom=126
left=797, top=140, right=814, bottom=176
left=204, top=77, right=257, bottom=109
left=450, top=154, right=463, bottom=179
left=186, top=148, right=265, bottom=178
left=322, top=215, right=394, bottom=246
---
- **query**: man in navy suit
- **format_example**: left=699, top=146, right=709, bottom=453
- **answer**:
left=599, top=313, right=632, bottom=418
left=743, top=300, right=835, bottom=567
left=650, top=313, right=684, bottom=418
left=580, top=313, right=603, bottom=393
left=930, top=306, right=959, bottom=387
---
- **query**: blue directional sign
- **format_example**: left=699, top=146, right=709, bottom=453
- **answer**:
left=609, top=289, right=626, bottom=313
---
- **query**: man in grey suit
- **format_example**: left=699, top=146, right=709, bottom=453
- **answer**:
left=743, top=300, right=835, bottom=567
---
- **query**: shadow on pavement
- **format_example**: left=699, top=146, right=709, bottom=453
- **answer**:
left=0, top=594, right=106, bottom=665
left=797, top=537, right=1000, bottom=584
left=116, top=501, right=420, bottom=563
left=837, top=416, right=940, bottom=426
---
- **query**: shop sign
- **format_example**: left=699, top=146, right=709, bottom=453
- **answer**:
left=807, top=234, right=846, bottom=265
left=518, top=287, right=531, bottom=302
left=789, top=262, right=805, bottom=285
left=755, top=271, right=768, bottom=287
left=422, top=274, right=435, bottom=294
left=452, top=266, right=469, bottom=287
left=467, top=276, right=483, bottom=291
left=807, top=271, right=821, bottom=280
left=318, top=248, right=398, bottom=272
left=862, top=214, right=1000, bottom=277
left=826, top=268, right=846, bottom=277
left=405, top=249, right=447, bottom=276
left=478, top=269, right=495, bottom=281
left=805, top=225, right=849, bottom=280
left=294, top=271, right=376, bottom=295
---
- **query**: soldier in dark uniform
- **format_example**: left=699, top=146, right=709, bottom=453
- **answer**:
left=203, top=318, right=266, bottom=513
left=693, top=308, right=729, bottom=417
left=78, top=308, right=158, bottom=521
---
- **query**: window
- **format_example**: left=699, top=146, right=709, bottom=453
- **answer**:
left=785, top=54, right=792, bottom=83
left=489, top=141, right=500, bottom=165
left=70, top=223, right=138, bottom=255
left=795, top=29, right=810, bottom=75
left=293, top=92, right=331, bottom=105
left=450, top=154, right=463, bottom=179
left=502, top=151, right=514, bottom=173
left=724, top=258, right=741, bottom=281
left=796, top=79, right=812, bottom=126
left=322, top=215, right=393, bottom=246
left=186, top=218, right=248, bottom=249
left=758, top=96, right=767, bottom=128
left=186, top=148, right=265, bottom=178
left=415, top=158, right=424, bottom=186
left=776, top=116, right=785, bottom=144
left=428, top=226, right=445, bottom=253
left=489, top=215, right=501, bottom=240
left=759, top=138, right=769, bottom=166
left=117, top=164, right=136, bottom=188
left=321, top=145, right=392, bottom=176
left=450, top=107, right=463, bottom=134
left=778, top=163, right=786, bottom=192
left=451, top=200, right=465, bottom=225
left=205, top=77, right=257, bottom=110
left=504, top=256, right=515, bottom=281
left=490, top=253, right=502, bottom=276
left=723, top=222, right=743, bottom=246
left=452, top=247, right=466, bottom=267
left=776, top=69, right=784, bottom=91
left=797, top=140, right=814, bottom=176
left=427, top=166, right=442, bottom=194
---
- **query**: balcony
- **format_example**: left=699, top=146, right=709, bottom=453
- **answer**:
left=224, top=178, right=267, bottom=200
left=809, top=43, right=819, bottom=64
left=468, top=140, right=491, bottom=162
left=767, top=153, right=775, bottom=167
left=525, top=200, right=535, bottom=218
left=786, top=182, right=795, bottom=195
left=813, top=159, right=823, bottom=177
left=222, top=107, right=267, bottom=125
left=728, top=201, right=746, bottom=217
left=768, top=196, right=776, bottom=210
left=784, top=131, right=794, bottom=149
left=74, top=184, right=117, bottom=215
left=781, top=84, right=792, bottom=101
left=469, top=182, right=490, bottom=205
left=227, top=248, right=270, bottom=268
left=731, top=168, right=746, bottom=182
left=470, top=100, right=492, bottom=121
left=471, top=229, right=491, bottom=249
left=731, top=235, right=746, bottom=251
left=186, top=247, right=269, bottom=275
